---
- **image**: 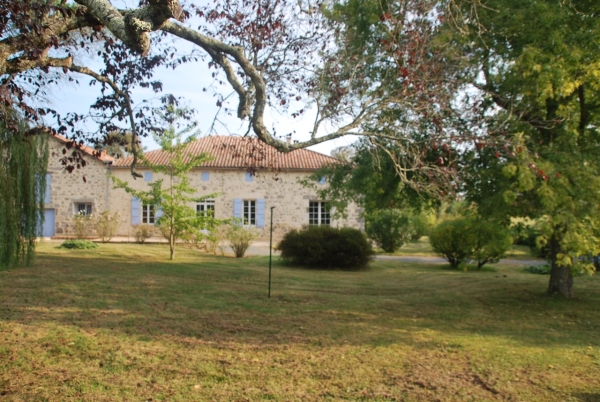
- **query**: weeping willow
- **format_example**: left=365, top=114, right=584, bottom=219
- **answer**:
left=0, top=120, right=48, bottom=269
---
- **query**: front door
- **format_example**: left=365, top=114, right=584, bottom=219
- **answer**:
left=41, top=209, right=55, bottom=237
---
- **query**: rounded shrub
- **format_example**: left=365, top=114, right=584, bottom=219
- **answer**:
left=429, top=218, right=512, bottom=269
left=429, top=218, right=475, bottom=269
left=277, top=226, right=373, bottom=270
left=365, top=209, right=413, bottom=253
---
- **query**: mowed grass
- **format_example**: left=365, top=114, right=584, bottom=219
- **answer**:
left=0, top=243, right=599, bottom=401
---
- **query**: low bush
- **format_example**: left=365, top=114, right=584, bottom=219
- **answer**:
left=134, top=224, right=154, bottom=244
left=226, top=221, right=257, bottom=258
left=60, top=240, right=98, bottom=249
left=429, top=218, right=512, bottom=269
left=365, top=209, right=413, bottom=253
left=524, top=264, right=551, bottom=274
left=429, top=218, right=475, bottom=269
left=94, top=210, right=120, bottom=243
left=73, top=212, right=93, bottom=239
left=277, top=225, right=373, bottom=270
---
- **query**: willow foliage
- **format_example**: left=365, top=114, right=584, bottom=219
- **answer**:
left=0, top=121, right=48, bottom=269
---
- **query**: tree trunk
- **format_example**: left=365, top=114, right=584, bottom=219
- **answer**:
left=547, top=234, right=574, bottom=298
left=169, top=232, right=175, bottom=260
left=548, top=264, right=573, bottom=298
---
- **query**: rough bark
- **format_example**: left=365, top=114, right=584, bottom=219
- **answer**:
left=547, top=235, right=574, bottom=298
left=548, top=264, right=574, bottom=298
left=74, top=0, right=182, bottom=55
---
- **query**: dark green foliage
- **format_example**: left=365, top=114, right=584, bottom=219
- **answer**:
left=429, top=218, right=512, bottom=269
left=408, top=212, right=433, bottom=242
left=0, top=119, right=48, bottom=269
left=512, top=223, right=549, bottom=258
left=365, top=209, right=412, bottom=253
left=303, top=140, right=438, bottom=220
left=60, top=240, right=99, bottom=250
left=470, top=221, right=513, bottom=269
left=277, top=226, right=373, bottom=270
left=524, top=264, right=551, bottom=275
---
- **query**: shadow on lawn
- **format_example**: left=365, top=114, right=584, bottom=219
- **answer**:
left=575, top=394, right=600, bottom=402
left=1, top=251, right=599, bottom=350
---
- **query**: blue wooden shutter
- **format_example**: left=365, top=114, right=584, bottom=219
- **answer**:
left=318, top=176, right=326, bottom=184
left=245, top=172, right=253, bottom=182
left=201, top=171, right=209, bottom=181
left=144, top=172, right=153, bottom=182
left=131, top=197, right=141, bottom=224
left=155, top=207, right=163, bottom=219
left=233, top=199, right=243, bottom=222
left=44, top=174, right=51, bottom=204
left=256, top=199, right=265, bottom=228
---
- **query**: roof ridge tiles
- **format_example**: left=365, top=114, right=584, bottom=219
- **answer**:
left=111, top=135, right=339, bottom=170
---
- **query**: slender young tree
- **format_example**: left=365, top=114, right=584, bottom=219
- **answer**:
left=112, top=106, right=218, bottom=260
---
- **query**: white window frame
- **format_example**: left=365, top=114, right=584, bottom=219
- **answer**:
left=142, top=203, right=156, bottom=224
left=196, top=199, right=215, bottom=217
left=309, top=201, right=331, bottom=226
left=243, top=200, right=256, bottom=226
left=75, top=202, right=93, bottom=216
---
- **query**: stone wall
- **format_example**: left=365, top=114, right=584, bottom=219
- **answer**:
left=44, top=135, right=363, bottom=240
left=46, top=136, right=111, bottom=236
left=109, top=167, right=363, bottom=240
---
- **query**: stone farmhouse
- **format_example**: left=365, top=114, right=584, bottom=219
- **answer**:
left=41, top=134, right=362, bottom=239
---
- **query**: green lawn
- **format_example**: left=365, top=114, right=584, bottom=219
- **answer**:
left=0, top=242, right=598, bottom=401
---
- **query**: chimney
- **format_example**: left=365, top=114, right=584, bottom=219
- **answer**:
left=286, top=134, right=292, bottom=145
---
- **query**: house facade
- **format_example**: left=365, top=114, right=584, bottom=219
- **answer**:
left=43, top=135, right=362, bottom=239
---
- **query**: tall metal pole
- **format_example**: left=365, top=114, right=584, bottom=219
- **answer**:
left=268, top=206, right=275, bottom=298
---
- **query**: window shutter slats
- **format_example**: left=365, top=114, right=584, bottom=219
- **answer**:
left=256, top=199, right=265, bottom=228
left=233, top=199, right=242, bottom=220
left=44, top=174, right=51, bottom=204
left=131, top=198, right=141, bottom=225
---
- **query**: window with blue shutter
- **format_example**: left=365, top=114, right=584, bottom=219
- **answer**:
left=245, top=172, right=254, bottom=182
left=44, top=174, right=51, bottom=204
left=233, top=198, right=243, bottom=224
left=256, top=199, right=265, bottom=228
left=318, top=176, right=326, bottom=184
left=144, top=172, right=153, bottom=182
left=201, top=171, right=209, bottom=182
left=131, top=197, right=141, bottom=225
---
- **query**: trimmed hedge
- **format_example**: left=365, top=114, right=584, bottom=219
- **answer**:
left=277, top=226, right=373, bottom=270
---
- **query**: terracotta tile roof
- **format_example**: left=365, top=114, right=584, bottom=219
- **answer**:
left=112, top=136, right=338, bottom=170
left=51, top=133, right=115, bottom=163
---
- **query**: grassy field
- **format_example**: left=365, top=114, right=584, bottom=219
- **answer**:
left=0, top=242, right=599, bottom=401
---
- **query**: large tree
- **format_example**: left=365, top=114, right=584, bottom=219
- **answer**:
left=459, top=0, right=600, bottom=297
left=2, top=0, right=468, bottom=186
